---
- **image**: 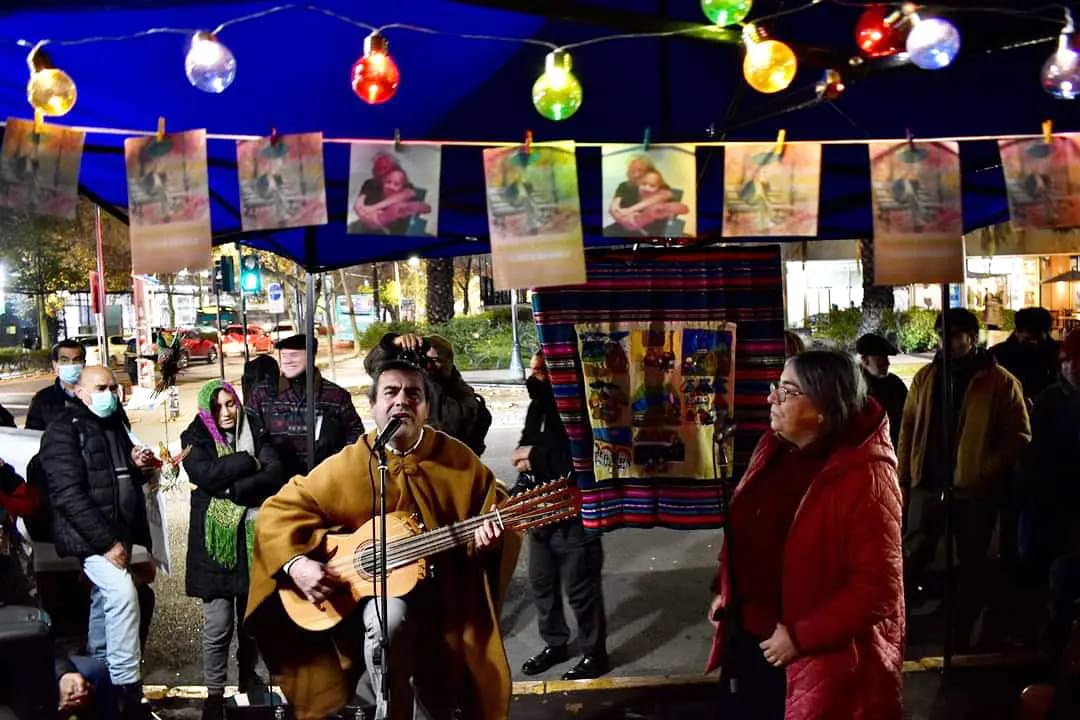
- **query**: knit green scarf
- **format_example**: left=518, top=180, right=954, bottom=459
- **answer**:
left=197, top=380, right=256, bottom=570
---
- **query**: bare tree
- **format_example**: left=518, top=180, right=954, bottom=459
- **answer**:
left=455, top=256, right=474, bottom=317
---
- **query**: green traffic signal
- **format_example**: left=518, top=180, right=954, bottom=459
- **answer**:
left=240, top=254, right=262, bottom=294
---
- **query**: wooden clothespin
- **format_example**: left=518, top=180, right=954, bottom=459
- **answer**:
left=774, top=129, right=787, bottom=159
left=524, top=129, right=533, bottom=158
left=270, top=127, right=279, bottom=146
left=1042, top=119, right=1054, bottom=145
left=156, top=116, right=166, bottom=142
left=643, top=127, right=651, bottom=152
left=32, top=109, right=44, bottom=137
left=905, top=127, right=916, bottom=152
left=394, top=128, right=402, bottom=153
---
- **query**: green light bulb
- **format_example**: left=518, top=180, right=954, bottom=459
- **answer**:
left=532, top=50, right=582, bottom=122
left=701, top=0, right=752, bottom=26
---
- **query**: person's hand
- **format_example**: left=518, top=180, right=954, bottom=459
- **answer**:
left=474, top=518, right=502, bottom=549
left=760, top=623, right=798, bottom=667
left=58, top=672, right=90, bottom=711
left=393, top=333, right=425, bottom=351
left=104, top=541, right=129, bottom=570
left=288, top=557, right=343, bottom=604
left=131, top=446, right=156, bottom=468
left=707, top=594, right=725, bottom=630
left=511, top=446, right=532, bottom=472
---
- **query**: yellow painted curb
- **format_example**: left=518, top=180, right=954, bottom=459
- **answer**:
left=142, top=652, right=1046, bottom=702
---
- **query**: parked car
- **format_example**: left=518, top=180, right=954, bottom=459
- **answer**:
left=176, top=327, right=219, bottom=366
left=267, top=322, right=296, bottom=344
left=71, top=335, right=131, bottom=367
left=222, top=324, right=274, bottom=356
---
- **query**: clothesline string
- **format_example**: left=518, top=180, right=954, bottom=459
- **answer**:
left=0, top=119, right=1067, bottom=147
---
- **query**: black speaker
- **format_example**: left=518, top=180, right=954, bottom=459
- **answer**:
left=0, top=604, right=57, bottom=720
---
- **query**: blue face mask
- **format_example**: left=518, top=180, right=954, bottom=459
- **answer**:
left=58, top=363, right=83, bottom=385
left=88, top=390, right=118, bottom=418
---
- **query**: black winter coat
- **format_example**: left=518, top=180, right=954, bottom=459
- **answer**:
left=39, top=405, right=150, bottom=559
left=517, top=377, right=573, bottom=485
left=181, top=412, right=285, bottom=600
left=26, top=380, right=75, bottom=431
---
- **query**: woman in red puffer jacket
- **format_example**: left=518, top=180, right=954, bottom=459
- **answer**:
left=706, top=350, right=905, bottom=720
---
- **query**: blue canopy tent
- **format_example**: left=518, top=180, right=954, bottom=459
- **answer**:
left=1, top=0, right=1077, bottom=271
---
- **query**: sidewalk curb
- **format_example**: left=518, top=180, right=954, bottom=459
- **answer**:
left=142, top=650, right=1046, bottom=702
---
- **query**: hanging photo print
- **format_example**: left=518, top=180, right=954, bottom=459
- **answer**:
left=576, top=320, right=736, bottom=483
left=869, top=140, right=964, bottom=285
left=999, top=134, right=1080, bottom=229
left=601, top=144, right=697, bottom=238
left=237, top=132, right=328, bottom=231
left=347, top=142, right=441, bottom=236
left=722, top=142, right=821, bottom=237
left=483, top=141, right=585, bottom=290
left=0, top=117, right=85, bottom=219
left=125, top=129, right=211, bottom=274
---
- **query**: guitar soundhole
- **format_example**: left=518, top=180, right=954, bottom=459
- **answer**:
left=356, top=546, right=379, bottom=576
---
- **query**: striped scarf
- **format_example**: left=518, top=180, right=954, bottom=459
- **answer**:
left=197, top=380, right=256, bottom=570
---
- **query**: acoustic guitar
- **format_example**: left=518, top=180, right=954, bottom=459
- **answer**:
left=279, top=478, right=580, bottom=631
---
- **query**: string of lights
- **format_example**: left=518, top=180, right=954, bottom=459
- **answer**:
left=7, top=1, right=1078, bottom=124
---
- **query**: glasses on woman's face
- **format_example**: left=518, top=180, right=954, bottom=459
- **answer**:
left=769, top=382, right=805, bottom=404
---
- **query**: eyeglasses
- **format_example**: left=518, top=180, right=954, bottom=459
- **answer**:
left=769, top=382, right=805, bottom=404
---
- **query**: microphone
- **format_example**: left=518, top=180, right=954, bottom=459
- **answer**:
left=716, top=420, right=737, bottom=441
left=373, top=417, right=404, bottom=452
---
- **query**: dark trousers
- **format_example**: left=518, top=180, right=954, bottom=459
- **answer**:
left=527, top=520, right=607, bottom=657
left=716, top=631, right=786, bottom=720
left=903, top=486, right=999, bottom=647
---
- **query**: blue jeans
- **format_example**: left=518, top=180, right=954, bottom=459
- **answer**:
left=82, top=555, right=141, bottom=685
left=69, top=654, right=115, bottom=720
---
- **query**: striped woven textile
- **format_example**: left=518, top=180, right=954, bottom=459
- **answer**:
left=531, top=245, right=786, bottom=531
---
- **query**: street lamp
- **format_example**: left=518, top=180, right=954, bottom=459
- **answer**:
left=407, top=255, right=421, bottom=269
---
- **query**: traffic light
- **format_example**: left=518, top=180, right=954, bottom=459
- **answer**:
left=240, top=254, right=262, bottom=294
left=220, top=256, right=235, bottom=293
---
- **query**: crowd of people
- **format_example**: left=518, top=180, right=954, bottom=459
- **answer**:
left=0, top=307, right=1077, bottom=719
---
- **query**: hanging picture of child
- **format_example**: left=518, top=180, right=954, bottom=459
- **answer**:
left=347, top=142, right=440, bottom=236
left=237, top=132, right=328, bottom=231
left=722, top=142, right=821, bottom=237
left=125, top=129, right=211, bottom=274
left=0, top=117, right=84, bottom=219
left=601, top=144, right=697, bottom=238
left=483, top=141, right=585, bottom=290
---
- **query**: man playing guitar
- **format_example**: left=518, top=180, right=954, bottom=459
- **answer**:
left=244, top=358, right=515, bottom=720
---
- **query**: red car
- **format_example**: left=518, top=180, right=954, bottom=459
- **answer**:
left=222, top=324, right=274, bottom=356
left=171, top=327, right=219, bottom=366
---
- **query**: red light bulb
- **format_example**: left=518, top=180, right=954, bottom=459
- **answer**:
left=351, top=32, right=399, bottom=105
left=855, top=5, right=905, bottom=58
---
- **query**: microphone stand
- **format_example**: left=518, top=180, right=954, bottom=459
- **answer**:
left=374, top=443, right=391, bottom=714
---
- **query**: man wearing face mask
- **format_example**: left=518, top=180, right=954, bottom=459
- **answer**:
left=246, top=334, right=364, bottom=480
left=39, top=365, right=158, bottom=719
left=26, top=339, right=86, bottom=430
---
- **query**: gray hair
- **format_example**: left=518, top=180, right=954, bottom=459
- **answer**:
left=788, top=350, right=867, bottom=437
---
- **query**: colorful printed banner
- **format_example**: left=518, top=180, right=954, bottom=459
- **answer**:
left=999, top=134, right=1080, bottom=229
left=722, top=142, right=821, bottom=237
left=124, top=129, right=211, bottom=274
left=601, top=144, right=696, bottom=238
left=576, top=321, right=736, bottom=483
left=483, top=142, right=585, bottom=290
left=237, top=132, right=328, bottom=231
left=0, top=117, right=84, bottom=219
left=869, top=140, right=964, bottom=285
left=347, top=142, right=440, bottom=236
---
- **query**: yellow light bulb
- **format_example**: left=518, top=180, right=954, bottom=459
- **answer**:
left=27, top=67, right=77, bottom=116
left=742, top=25, right=797, bottom=94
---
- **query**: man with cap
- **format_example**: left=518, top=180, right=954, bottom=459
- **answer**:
left=856, top=333, right=908, bottom=449
left=898, top=308, right=1031, bottom=648
left=1023, top=330, right=1080, bottom=633
left=246, top=334, right=365, bottom=480
left=364, top=332, right=492, bottom=456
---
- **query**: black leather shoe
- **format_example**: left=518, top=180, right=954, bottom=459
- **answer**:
left=521, top=645, right=569, bottom=675
left=561, top=653, right=610, bottom=681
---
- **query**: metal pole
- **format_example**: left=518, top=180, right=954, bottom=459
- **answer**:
left=305, top=272, right=317, bottom=472
left=323, top=273, right=337, bottom=382
left=393, top=261, right=402, bottom=321
left=940, top=283, right=955, bottom=679
left=508, top=288, right=524, bottom=379
left=240, top=285, right=250, bottom=364
left=93, top=206, right=108, bottom=363
left=215, top=285, right=225, bottom=381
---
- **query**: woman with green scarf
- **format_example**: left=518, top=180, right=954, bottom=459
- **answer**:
left=182, top=379, right=283, bottom=720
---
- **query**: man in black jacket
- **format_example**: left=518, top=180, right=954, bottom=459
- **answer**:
left=26, top=339, right=86, bottom=431
left=513, top=351, right=608, bottom=681
left=855, top=333, right=908, bottom=449
left=39, top=365, right=157, bottom=719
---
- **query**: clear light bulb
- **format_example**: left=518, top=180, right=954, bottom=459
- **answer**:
left=905, top=15, right=960, bottom=70
left=1042, top=14, right=1080, bottom=99
left=742, top=24, right=797, bottom=94
left=185, top=31, right=236, bottom=93
left=532, top=50, right=583, bottom=121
